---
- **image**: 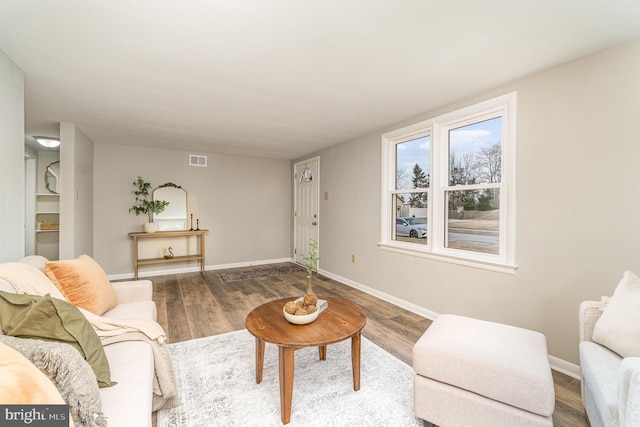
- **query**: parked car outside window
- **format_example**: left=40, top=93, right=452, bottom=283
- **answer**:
left=396, top=217, right=427, bottom=238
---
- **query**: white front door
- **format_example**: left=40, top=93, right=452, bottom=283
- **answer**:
left=294, top=157, right=319, bottom=266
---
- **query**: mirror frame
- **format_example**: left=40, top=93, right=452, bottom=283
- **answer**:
left=45, top=160, right=60, bottom=194
left=155, top=182, right=184, bottom=191
left=152, top=182, right=188, bottom=230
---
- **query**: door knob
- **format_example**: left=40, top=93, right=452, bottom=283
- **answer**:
left=312, top=222, right=317, bottom=226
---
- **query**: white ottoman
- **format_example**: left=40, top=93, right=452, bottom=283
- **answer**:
left=413, top=314, right=555, bottom=427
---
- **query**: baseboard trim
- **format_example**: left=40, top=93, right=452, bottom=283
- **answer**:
left=318, top=268, right=582, bottom=380
left=318, top=268, right=440, bottom=321
left=108, top=257, right=294, bottom=280
left=549, top=355, right=581, bottom=379
left=109, top=266, right=201, bottom=280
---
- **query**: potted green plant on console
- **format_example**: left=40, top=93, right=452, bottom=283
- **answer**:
left=129, top=176, right=169, bottom=233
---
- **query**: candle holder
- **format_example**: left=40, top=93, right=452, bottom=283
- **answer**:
left=196, top=219, right=200, bottom=231
left=190, top=214, right=194, bottom=231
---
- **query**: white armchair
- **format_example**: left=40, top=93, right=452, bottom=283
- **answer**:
left=579, top=301, right=640, bottom=427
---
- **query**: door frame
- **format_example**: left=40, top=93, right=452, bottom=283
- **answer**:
left=293, top=156, right=320, bottom=267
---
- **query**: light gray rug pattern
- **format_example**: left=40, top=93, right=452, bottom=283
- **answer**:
left=216, top=264, right=306, bottom=283
left=157, top=329, right=422, bottom=426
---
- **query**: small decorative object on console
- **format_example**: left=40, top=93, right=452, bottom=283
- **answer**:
left=162, top=247, right=174, bottom=259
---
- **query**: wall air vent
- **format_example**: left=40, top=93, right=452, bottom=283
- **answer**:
left=189, top=154, right=207, bottom=167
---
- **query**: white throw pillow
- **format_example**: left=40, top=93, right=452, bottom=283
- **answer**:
left=592, top=271, right=640, bottom=357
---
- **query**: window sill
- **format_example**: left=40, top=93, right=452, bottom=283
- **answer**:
left=377, top=242, right=519, bottom=275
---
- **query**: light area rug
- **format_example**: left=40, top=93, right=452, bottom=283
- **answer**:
left=157, top=329, right=422, bottom=427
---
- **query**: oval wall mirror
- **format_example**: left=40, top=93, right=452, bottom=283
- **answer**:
left=153, top=183, right=188, bottom=230
left=45, top=160, right=60, bottom=194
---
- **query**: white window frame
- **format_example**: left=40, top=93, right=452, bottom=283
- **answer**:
left=379, top=92, right=518, bottom=274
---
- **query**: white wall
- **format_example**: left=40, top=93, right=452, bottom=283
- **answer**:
left=59, top=123, right=94, bottom=259
left=93, top=143, right=292, bottom=276
left=24, top=157, right=36, bottom=255
left=309, top=38, right=640, bottom=367
left=0, top=49, right=24, bottom=262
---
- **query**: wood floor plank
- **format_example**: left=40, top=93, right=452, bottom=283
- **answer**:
left=148, top=263, right=587, bottom=427
left=152, top=285, right=168, bottom=333
left=165, top=300, right=191, bottom=343
left=184, top=303, right=216, bottom=339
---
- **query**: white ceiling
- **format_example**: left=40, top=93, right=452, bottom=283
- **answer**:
left=1, top=1, right=639, bottom=159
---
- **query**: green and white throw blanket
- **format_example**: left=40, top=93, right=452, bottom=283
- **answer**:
left=0, top=262, right=179, bottom=412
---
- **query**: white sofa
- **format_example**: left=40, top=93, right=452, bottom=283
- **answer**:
left=0, top=257, right=157, bottom=426
left=579, top=301, right=640, bottom=427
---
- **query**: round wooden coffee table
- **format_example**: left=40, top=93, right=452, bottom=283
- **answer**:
left=245, top=296, right=366, bottom=424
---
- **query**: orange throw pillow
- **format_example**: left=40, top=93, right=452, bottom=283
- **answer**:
left=45, top=255, right=117, bottom=315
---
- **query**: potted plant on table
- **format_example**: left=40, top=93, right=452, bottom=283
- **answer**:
left=300, top=239, right=320, bottom=295
left=129, top=176, right=169, bottom=233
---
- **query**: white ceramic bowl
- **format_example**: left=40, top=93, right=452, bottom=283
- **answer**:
left=283, top=306, right=320, bottom=325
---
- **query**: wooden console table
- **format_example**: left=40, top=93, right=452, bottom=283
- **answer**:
left=128, top=229, right=208, bottom=279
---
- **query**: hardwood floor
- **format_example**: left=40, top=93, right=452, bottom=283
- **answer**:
left=150, top=262, right=588, bottom=426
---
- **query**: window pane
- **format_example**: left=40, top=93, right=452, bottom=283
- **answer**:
left=299, top=167, right=313, bottom=182
left=396, top=136, right=430, bottom=190
left=449, top=117, right=502, bottom=186
left=393, top=193, right=428, bottom=244
left=446, top=189, right=499, bottom=255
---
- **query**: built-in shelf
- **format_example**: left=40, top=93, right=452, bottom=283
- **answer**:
left=35, top=193, right=59, bottom=260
